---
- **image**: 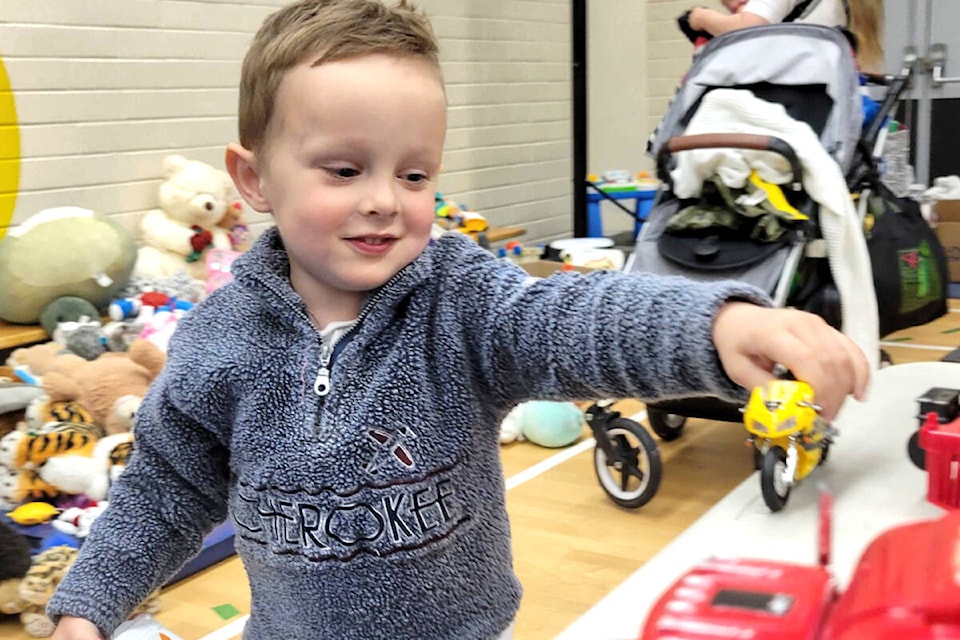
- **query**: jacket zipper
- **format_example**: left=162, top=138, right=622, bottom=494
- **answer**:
left=311, top=273, right=401, bottom=397
left=313, top=326, right=354, bottom=396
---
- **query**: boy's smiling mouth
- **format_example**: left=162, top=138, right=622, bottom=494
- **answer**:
left=347, top=234, right=397, bottom=254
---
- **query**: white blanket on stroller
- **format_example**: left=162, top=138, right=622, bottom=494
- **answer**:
left=670, top=88, right=880, bottom=372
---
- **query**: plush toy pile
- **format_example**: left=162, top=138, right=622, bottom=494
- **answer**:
left=0, top=541, right=161, bottom=637
left=0, top=153, right=253, bottom=637
left=0, top=338, right=167, bottom=637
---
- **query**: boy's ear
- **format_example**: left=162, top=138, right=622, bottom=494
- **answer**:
left=225, top=143, right=271, bottom=213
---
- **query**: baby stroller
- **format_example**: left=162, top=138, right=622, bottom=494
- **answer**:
left=588, top=23, right=946, bottom=510
left=630, top=23, right=870, bottom=444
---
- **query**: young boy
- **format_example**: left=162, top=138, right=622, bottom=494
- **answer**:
left=48, top=1, right=870, bottom=638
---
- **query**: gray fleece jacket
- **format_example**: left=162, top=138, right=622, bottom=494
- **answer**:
left=48, top=228, right=767, bottom=639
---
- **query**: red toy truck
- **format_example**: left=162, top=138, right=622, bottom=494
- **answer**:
left=640, top=492, right=960, bottom=639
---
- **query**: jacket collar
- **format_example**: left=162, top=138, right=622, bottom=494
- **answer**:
left=230, top=226, right=433, bottom=335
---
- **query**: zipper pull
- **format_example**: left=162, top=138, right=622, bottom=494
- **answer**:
left=314, top=344, right=333, bottom=396
left=314, top=366, right=331, bottom=396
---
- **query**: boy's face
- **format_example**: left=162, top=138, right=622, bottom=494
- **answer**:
left=253, top=54, right=446, bottom=309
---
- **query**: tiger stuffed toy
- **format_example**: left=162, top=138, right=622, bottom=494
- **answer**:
left=24, top=398, right=100, bottom=434
left=0, top=422, right=103, bottom=471
left=0, top=422, right=107, bottom=508
left=38, top=431, right=135, bottom=501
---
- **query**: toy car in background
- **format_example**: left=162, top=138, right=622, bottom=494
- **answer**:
left=908, top=387, right=960, bottom=510
left=743, top=376, right=834, bottom=512
left=641, top=492, right=960, bottom=639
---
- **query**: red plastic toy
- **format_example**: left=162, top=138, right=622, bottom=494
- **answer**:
left=908, top=387, right=960, bottom=510
left=821, top=510, right=960, bottom=639
left=640, top=491, right=960, bottom=639
left=640, top=491, right=837, bottom=640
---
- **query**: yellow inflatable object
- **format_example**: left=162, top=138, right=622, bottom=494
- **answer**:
left=0, top=56, right=21, bottom=243
left=749, top=170, right=807, bottom=220
left=8, top=501, right=60, bottom=525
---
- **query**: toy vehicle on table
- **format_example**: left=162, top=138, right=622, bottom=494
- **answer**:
left=742, top=374, right=835, bottom=512
left=640, top=490, right=838, bottom=640
left=907, top=387, right=960, bottom=510
left=641, top=492, right=960, bottom=640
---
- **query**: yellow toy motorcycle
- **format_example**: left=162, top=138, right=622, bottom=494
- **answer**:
left=743, top=375, right=835, bottom=512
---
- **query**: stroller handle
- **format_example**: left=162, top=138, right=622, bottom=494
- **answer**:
left=657, top=133, right=803, bottom=191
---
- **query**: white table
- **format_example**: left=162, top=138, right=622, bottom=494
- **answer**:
left=555, top=361, right=959, bottom=640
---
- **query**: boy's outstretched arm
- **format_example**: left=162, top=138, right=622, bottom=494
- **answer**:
left=51, top=616, right=103, bottom=640
left=712, top=302, right=871, bottom=421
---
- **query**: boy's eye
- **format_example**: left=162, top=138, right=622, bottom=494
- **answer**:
left=402, top=172, right=429, bottom=184
left=325, top=167, right=360, bottom=179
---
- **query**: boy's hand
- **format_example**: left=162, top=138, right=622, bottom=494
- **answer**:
left=51, top=616, right=105, bottom=640
left=713, top=303, right=871, bottom=421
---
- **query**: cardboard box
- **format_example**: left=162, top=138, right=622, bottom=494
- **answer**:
left=935, top=200, right=960, bottom=282
left=519, top=260, right=594, bottom=277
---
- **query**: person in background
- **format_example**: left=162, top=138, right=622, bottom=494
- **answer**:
left=47, top=1, right=871, bottom=639
left=689, top=0, right=885, bottom=72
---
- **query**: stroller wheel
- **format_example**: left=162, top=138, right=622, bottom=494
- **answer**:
left=593, top=417, right=662, bottom=509
left=648, top=408, right=686, bottom=441
left=760, top=446, right=791, bottom=512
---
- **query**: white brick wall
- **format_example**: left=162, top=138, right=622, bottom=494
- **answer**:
left=0, top=1, right=713, bottom=248
left=0, top=0, right=277, bottom=242
left=0, top=0, right=574, bottom=247
left=424, top=0, right=572, bottom=244
left=586, top=0, right=648, bottom=238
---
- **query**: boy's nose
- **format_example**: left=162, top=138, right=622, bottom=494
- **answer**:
left=362, top=178, right=399, bottom=217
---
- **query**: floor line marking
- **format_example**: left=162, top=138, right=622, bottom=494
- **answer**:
left=505, top=410, right=648, bottom=492
left=880, top=340, right=954, bottom=352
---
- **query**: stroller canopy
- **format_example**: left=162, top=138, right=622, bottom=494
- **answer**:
left=650, top=24, right=863, bottom=174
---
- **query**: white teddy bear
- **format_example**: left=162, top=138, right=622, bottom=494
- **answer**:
left=134, top=154, right=240, bottom=281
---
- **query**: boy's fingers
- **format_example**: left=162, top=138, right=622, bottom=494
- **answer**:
left=724, top=354, right=776, bottom=394
left=788, top=330, right=869, bottom=420
left=837, top=335, right=872, bottom=400
left=746, top=319, right=864, bottom=421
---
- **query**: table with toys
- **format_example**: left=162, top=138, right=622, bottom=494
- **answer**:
left=556, top=360, right=960, bottom=640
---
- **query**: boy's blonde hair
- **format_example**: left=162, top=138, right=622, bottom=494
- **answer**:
left=238, top=0, right=440, bottom=153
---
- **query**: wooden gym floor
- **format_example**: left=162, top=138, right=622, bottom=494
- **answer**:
left=3, top=302, right=958, bottom=640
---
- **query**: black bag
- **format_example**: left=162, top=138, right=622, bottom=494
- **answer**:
left=866, top=183, right=948, bottom=337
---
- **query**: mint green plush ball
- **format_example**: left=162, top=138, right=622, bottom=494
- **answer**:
left=520, top=401, right=585, bottom=448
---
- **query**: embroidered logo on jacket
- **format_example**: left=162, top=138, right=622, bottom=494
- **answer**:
left=365, top=425, right=416, bottom=473
left=233, top=463, right=468, bottom=561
